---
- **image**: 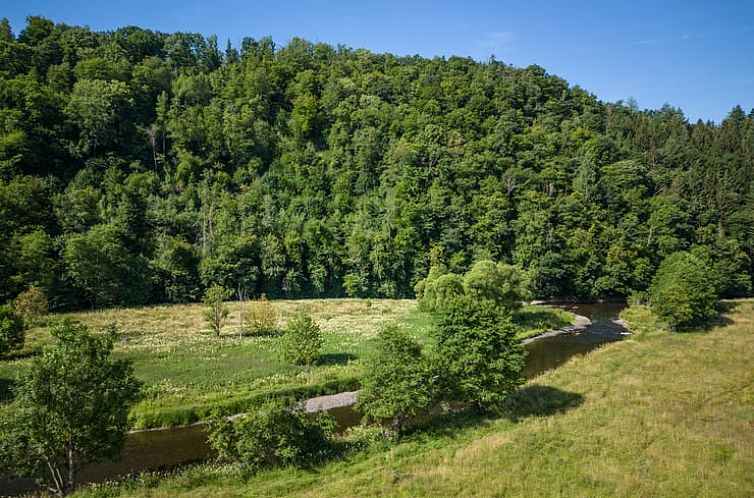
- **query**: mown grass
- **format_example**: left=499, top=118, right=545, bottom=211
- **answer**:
left=0, top=299, right=573, bottom=429
left=75, top=299, right=754, bottom=497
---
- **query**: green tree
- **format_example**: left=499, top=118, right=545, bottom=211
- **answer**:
left=63, top=224, right=152, bottom=307
left=65, top=79, right=133, bottom=156
left=463, top=260, right=529, bottom=312
left=0, top=320, right=141, bottom=495
left=203, top=285, right=230, bottom=336
left=434, top=296, right=525, bottom=411
left=649, top=251, right=718, bottom=329
left=357, top=326, right=434, bottom=433
left=281, top=313, right=323, bottom=366
left=0, top=303, right=24, bottom=356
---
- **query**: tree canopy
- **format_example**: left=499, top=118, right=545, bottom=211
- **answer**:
left=0, top=16, right=753, bottom=309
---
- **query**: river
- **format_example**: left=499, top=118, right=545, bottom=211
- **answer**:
left=1, top=302, right=628, bottom=495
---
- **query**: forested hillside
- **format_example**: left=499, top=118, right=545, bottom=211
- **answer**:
left=1, top=16, right=753, bottom=309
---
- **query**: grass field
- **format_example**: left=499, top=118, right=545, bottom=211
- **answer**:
left=74, top=299, right=754, bottom=497
left=0, top=300, right=572, bottom=429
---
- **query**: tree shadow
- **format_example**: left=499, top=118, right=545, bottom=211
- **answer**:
left=0, top=378, right=18, bottom=402
left=404, top=409, right=492, bottom=440
left=674, top=303, right=738, bottom=333
left=317, top=353, right=358, bottom=366
left=501, top=385, right=584, bottom=422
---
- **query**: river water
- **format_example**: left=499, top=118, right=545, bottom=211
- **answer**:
left=1, top=303, right=627, bottom=495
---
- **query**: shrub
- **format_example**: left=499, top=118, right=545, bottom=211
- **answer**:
left=0, top=304, right=24, bottom=356
left=434, top=296, right=526, bottom=411
left=203, top=285, right=230, bottom=336
left=13, top=286, right=48, bottom=325
left=245, top=294, right=278, bottom=335
left=649, top=251, right=718, bottom=329
left=206, top=399, right=335, bottom=472
left=357, top=326, right=435, bottom=434
left=282, top=313, right=323, bottom=365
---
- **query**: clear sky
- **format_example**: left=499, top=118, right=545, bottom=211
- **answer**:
left=2, top=0, right=753, bottom=123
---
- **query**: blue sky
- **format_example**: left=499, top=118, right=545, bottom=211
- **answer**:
left=2, top=0, right=753, bottom=123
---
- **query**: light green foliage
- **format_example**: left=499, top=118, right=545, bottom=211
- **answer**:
left=649, top=251, right=718, bottom=329
left=203, top=285, right=230, bottom=336
left=0, top=320, right=140, bottom=495
left=416, top=261, right=529, bottom=313
left=357, top=326, right=434, bottom=433
left=463, top=260, right=529, bottom=311
left=206, top=399, right=335, bottom=472
left=0, top=303, right=24, bottom=355
left=434, top=296, right=526, bottom=410
left=12, top=285, right=48, bottom=325
left=282, top=313, right=323, bottom=365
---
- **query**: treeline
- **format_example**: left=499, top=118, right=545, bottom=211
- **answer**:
left=1, top=16, right=753, bottom=309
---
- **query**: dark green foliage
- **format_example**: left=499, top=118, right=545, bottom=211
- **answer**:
left=0, top=17, right=753, bottom=310
left=649, top=252, right=719, bottom=329
left=0, top=320, right=141, bottom=495
left=206, top=399, right=335, bottom=472
left=434, top=296, right=526, bottom=410
left=357, top=326, right=435, bottom=433
left=203, top=285, right=230, bottom=336
left=282, top=313, right=323, bottom=365
left=63, top=224, right=152, bottom=307
left=0, top=303, right=24, bottom=355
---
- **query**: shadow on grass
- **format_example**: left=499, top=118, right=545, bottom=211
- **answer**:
left=674, top=303, right=738, bottom=333
left=0, top=378, right=18, bottom=402
left=501, top=385, right=584, bottom=422
left=317, top=353, right=358, bottom=366
left=2, top=348, right=41, bottom=360
left=400, top=385, right=585, bottom=440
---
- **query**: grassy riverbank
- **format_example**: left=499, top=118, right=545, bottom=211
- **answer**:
left=75, top=299, right=754, bottom=497
left=0, top=300, right=572, bottom=429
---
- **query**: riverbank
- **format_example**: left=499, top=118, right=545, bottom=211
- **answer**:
left=74, top=299, right=754, bottom=497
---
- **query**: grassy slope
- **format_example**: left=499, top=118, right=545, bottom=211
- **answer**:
left=81, top=299, right=754, bottom=497
left=0, top=300, right=572, bottom=429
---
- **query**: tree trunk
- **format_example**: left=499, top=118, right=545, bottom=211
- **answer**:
left=66, top=438, right=76, bottom=495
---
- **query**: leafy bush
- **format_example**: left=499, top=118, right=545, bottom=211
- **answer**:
left=0, top=304, right=24, bottom=355
left=203, top=285, right=230, bottom=336
left=13, top=285, right=48, bottom=325
left=206, top=399, right=335, bottom=472
left=649, top=251, right=718, bottom=329
left=357, top=326, right=435, bottom=433
left=281, top=313, right=323, bottom=365
left=434, top=296, right=526, bottom=411
left=245, top=294, right=278, bottom=335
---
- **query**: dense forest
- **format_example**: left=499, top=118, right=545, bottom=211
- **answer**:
left=1, top=16, right=753, bottom=310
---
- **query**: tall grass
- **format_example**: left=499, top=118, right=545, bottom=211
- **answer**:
left=75, top=300, right=754, bottom=498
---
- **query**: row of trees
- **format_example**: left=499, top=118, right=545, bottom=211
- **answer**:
left=1, top=17, right=753, bottom=310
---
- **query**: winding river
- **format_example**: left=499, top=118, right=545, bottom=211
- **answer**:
left=1, top=303, right=628, bottom=495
